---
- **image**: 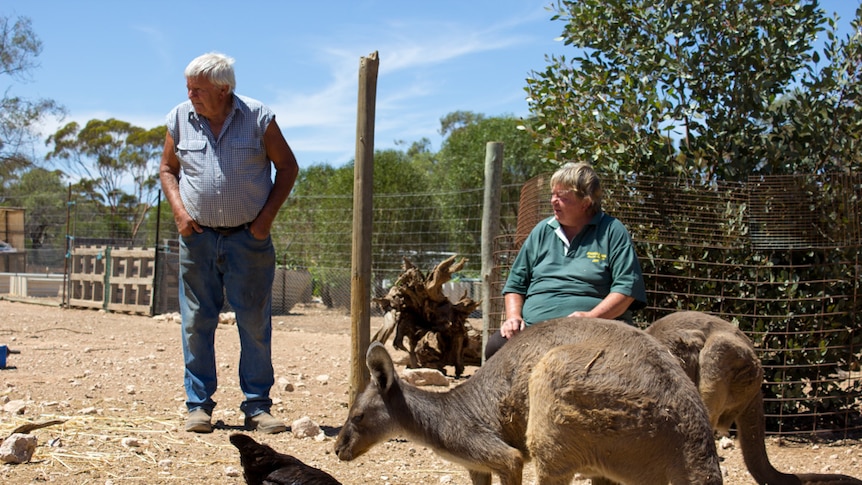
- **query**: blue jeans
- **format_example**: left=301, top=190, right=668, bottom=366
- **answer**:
left=179, top=227, right=276, bottom=417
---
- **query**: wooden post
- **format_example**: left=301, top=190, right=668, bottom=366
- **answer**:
left=349, top=51, right=379, bottom=406
left=481, top=142, right=503, bottom=365
left=62, top=183, right=72, bottom=308
left=151, top=189, right=162, bottom=317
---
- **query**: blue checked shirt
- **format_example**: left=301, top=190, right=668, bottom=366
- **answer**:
left=166, top=94, right=275, bottom=228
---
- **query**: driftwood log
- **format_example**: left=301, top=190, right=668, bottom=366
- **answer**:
left=372, top=255, right=481, bottom=377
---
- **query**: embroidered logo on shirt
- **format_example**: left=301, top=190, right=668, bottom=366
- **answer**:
left=586, top=251, right=607, bottom=263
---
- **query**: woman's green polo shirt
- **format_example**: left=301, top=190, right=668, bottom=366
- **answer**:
left=502, top=212, right=647, bottom=325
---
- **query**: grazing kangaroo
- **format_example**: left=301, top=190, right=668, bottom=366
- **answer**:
left=646, top=311, right=862, bottom=485
left=334, top=317, right=722, bottom=485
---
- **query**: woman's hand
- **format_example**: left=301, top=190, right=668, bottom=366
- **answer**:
left=500, top=317, right=526, bottom=339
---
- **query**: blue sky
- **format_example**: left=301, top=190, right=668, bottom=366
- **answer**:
left=4, top=1, right=860, bottom=169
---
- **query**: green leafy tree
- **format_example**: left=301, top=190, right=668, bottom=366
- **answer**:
left=4, top=167, right=67, bottom=265
left=279, top=150, right=439, bottom=271
left=397, top=137, right=436, bottom=174
left=522, top=1, right=862, bottom=428
left=275, top=149, right=444, bottom=305
left=45, top=119, right=166, bottom=242
left=369, top=149, right=440, bottom=269
left=0, top=14, right=65, bottom=190
left=761, top=8, right=862, bottom=174
left=436, top=112, right=554, bottom=191
left=278, top=163, right=352, bottom=271
left=524, top=0, right=859, bottom=180
left=434, top=112, right=553, bottom=260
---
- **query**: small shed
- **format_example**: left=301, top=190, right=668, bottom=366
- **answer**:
left=0, top=207, right=26, bottom=272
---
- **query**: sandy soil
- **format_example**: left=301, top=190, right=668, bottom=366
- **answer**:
left=1, top=299, right=860, bottom=484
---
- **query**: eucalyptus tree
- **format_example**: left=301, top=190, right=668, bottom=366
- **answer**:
left=0, top=14, right=65, bottom=190
left=523, top=2, right=862, bottom=428
left=434, top=112, right=553, bottom=260
left=45, top=119, right=166, bottom=242
left=277, top=148, right=440, bottom=275
left=524, top=0, right=859, bottom=180
left=3, top=167, right=66, bottom=266
left=763, top=7, right=862, bottom=174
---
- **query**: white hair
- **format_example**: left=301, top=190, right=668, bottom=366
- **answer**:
left=184, top=52, right=236, bottom=92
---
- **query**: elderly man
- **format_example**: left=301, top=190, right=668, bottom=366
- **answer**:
left=159, top=52, right=299, bottom=434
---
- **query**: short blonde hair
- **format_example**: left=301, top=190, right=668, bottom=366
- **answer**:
left=550, top=162, right=603, bottom=214
left=184, top=52, right=236, bottom=92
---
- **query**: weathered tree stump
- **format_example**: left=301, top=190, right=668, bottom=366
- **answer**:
left=372, top=255, right=480, bottom=377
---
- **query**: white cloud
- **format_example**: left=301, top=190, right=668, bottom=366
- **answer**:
left=267, top=15, right=540, bottom=166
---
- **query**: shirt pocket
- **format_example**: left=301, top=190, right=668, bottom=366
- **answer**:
left=229, top=138, right=264, bottom=159
left=227, top=138, right=267, bottom=175
left=177, top=139, right=207, bottom=153
left=176, top=139, right=207, bottom=175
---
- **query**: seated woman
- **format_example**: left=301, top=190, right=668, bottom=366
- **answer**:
left=485, top=162, right=647, bottom=359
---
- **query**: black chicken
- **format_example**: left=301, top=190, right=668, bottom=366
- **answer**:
left=229, top=433, right=342, bottom=485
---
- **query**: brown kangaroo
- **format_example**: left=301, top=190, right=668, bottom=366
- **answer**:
left=334, top=317, right=722, bottom=485
left=646, top=311, right=862, bottom=485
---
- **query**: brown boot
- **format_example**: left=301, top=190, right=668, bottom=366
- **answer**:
left=244, top=411, right=286, bottom=434
left=185, top=409, right=213, bottom=433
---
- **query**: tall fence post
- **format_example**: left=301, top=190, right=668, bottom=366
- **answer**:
left=481, top=142, right=503, bottom=364
left=102, top=247, right=112, bottom=311
left=349, top=51, right=378, bottom=406
left=62, top=183, right=72, bottom=308
left=151, top=190, right=162, bottom=317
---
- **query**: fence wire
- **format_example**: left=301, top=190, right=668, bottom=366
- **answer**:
left=496, top=172, right=861, bottom=438
left=1, top=172, right=859, bottom=437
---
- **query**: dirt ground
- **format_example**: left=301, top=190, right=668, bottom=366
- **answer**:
left=1, top=299, right=861, bottom=485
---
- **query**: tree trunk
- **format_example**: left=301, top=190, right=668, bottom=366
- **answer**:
left=372, top=255, right=480, bottom=377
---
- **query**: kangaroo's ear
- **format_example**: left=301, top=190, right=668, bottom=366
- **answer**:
left=366, top=342, right=396, bottom=392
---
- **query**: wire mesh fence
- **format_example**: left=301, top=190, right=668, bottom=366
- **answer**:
left=500, top=171, right=862, bottom=437
left=1, top=172, right=859, bottom=436
left=0, top=184, right=525, bottom=315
